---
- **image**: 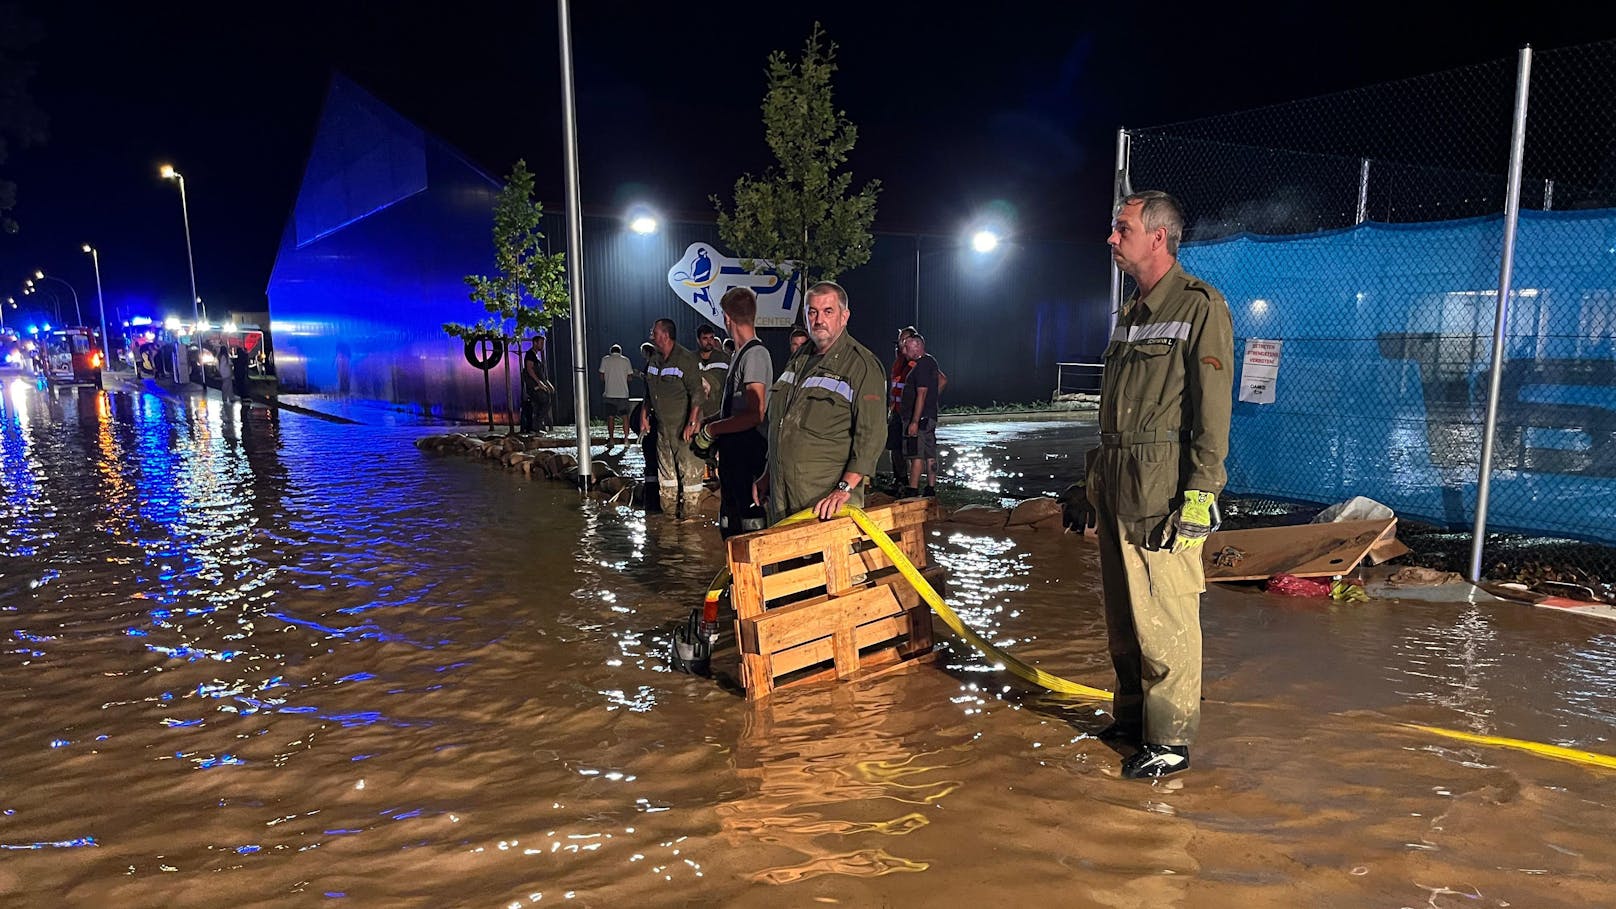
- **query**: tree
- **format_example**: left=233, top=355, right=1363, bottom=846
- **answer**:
left=445, top=159, right=569, bottom=433
left=712, top=22, right=880, bottom=294
left=0, top=4, right=50, bottom=235
left=443, top=159, right=569, bottom=343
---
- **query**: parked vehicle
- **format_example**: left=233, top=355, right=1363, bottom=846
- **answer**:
left=43, top=328, right=104, bottom=388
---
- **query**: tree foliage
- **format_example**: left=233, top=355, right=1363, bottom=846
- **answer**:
left=0, top=3, right=50, bottom=235
left=712, top=22, right=880, bottom=292
left=444, top=159, right=569, bottom=342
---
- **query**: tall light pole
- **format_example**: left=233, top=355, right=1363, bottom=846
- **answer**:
left=2, top=296, right=13, bottom=333
left=159, top=164, right=202, bottom=324
left=83, top=244, right=111, bottom=366
left=33, top=271, right=82, bottom=325
left=557, top=0, right=592, bottom=483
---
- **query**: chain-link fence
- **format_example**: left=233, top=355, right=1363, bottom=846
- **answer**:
left=1124, top=39, right=1616, bottom=588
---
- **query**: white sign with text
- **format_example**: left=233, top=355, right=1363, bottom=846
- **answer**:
left=1239, top=338, right=1284, bottom=405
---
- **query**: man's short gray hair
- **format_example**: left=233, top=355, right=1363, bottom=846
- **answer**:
left=1120, top=190, right=1185, bottom=256
left=806, top=281, right=849, bottom=311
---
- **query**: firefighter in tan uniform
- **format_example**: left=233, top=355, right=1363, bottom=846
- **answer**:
left=641, top=318, right=708, bottom=518
left=1083, top=190, right=1234, bottom=779
left=759, top=282, right=888, bottom=523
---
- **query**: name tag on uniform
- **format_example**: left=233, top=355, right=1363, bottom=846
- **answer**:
left=1134, top=338, right=1177, bottom=353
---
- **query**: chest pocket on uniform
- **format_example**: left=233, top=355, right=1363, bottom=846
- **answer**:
left=1119, top=341, right=1176, bottom=403
left=796, top=388, right=849, bottom=441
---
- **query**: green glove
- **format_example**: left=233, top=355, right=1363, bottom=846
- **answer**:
left=689, top=425, right=715, bottom=457
left=1170, top=490, right=1218, bottom=553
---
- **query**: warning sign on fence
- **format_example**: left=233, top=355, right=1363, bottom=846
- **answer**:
left=1239, top=339, right=1283, bottom=404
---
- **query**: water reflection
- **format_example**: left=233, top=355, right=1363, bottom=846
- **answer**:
left=2, top=387, right=1615, bottom=905
left=719, top=685, right=960, bottom=884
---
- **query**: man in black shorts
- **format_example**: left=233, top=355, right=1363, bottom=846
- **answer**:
left=899, top=332, right=941, bottom=497
left=598, top=343, right=634, bottom=447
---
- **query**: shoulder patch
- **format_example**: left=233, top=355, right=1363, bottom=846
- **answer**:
left=1201, top=356, right=1224, bottom=371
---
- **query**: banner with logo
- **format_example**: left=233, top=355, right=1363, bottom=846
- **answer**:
left=1239, top=338, right=1283, bottom=404
left=667, top=243, right=802, bottom=328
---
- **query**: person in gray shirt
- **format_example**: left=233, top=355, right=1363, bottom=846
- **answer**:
left=598, top=344, right=634, bottom=447
left=691, top=286, right=773, bottom=537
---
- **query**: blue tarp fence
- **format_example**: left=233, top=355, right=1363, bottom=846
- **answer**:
left=1182, top=209, right=1616, bottom=543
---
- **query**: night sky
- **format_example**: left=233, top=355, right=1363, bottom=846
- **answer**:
left=0, top=1, right=1605, bottom=327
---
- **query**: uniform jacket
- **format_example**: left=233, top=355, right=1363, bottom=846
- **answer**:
left=1088, top=262, right=1234, bottom=544
left=766, top=331, right=888, bottom=519
left=645, top=342, right=704, bottom=428
left=697, top=348, right=731, bottom=419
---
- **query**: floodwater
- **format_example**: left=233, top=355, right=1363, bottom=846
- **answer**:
left=3, top=380, right=1615, bottom=907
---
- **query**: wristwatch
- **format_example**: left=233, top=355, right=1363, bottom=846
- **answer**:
left=834, top=480, right=852, bottom=493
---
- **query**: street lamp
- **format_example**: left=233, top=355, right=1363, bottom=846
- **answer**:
left=970, top=229, right=1001, bottom=253
left=32, top=271, right=82, bottom=325
left=627, top=205, right=659, bottom=235
left=2, top=296, right=14, bottom=333
left=83, top=244, right=111, bottom=367
left=159, top=163, right=202, bottom=324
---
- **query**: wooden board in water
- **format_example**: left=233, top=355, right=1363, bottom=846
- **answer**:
left=1204, top=518, right=1398, bottom=582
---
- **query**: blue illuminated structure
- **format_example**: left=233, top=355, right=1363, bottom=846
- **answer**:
left=267, top=75, right=1111, bottom=421
left=267, top=75, right=505, bottom=421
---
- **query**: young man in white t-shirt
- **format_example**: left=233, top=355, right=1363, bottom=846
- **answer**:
left=598, top=344, right=634, bottom=447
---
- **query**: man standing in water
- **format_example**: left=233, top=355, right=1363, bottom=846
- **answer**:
left=642, top=319, right=707, bottom=518
left=1083, top=190, right=1233, bottom=779
left=691, top=287, right=772, bottom=538
left=758, top=282, right=887, bottom=522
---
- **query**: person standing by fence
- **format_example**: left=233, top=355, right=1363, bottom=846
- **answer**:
left=1082, top=190, right=1233, bottom=780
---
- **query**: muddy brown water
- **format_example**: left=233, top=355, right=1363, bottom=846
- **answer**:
left=2, top=384, right=1615, bottom=907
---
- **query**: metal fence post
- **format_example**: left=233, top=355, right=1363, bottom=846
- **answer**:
left=1108, top=128, right=1131, bottom=341
left=1468, top=45, right=1534, bottom=582
left=1356, top=158, right=1371, bottom=224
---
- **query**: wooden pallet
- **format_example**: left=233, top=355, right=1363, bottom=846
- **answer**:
left=726, top=499, right=943, bottom=699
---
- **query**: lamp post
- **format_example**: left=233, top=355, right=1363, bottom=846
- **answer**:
left=33, top=271, right=82, bottom=325
left=82, top=244, right=111, bottom=368
left=2, top=296, right=14, bottom=333
left=159, top=164, right=202, bottom=324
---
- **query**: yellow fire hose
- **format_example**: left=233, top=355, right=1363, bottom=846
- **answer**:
left=698, top=506, right=1616, bottom=774
left=1401, top=724, right=1616, bottom=772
